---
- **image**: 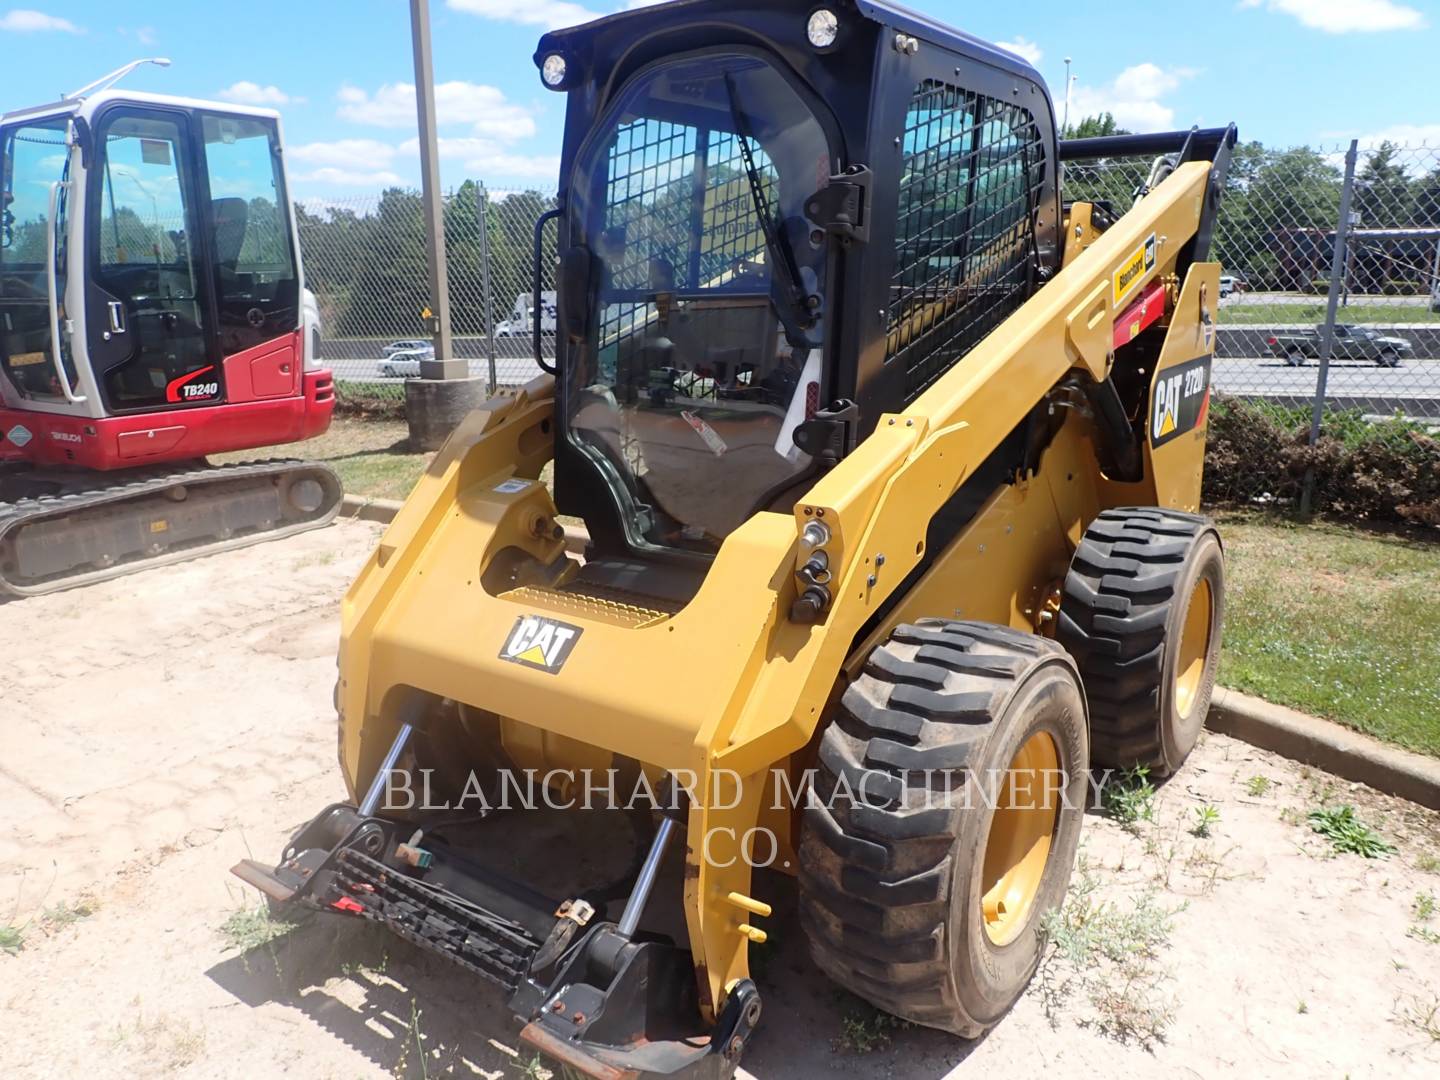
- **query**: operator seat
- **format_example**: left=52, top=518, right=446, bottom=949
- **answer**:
left=211, top=197, right=248, bottom=273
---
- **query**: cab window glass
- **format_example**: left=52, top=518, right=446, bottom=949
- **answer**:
left=0, top=116, right=73, bottom=399
left=201, top=113, right=298, bottom=355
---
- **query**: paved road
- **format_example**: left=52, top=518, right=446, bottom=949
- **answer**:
left=328, top=353, right=1440, bottom=414
left=329, top=355, right=548, bottom=386
left=1222, top=290, right=1436, bottom=311
left=1212, top=355, right=1440, bottom=406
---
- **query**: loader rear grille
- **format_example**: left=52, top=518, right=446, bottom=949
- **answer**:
left=887, top=80, right=1046, bottom=400
left=334, top=848, right=539, bottom=992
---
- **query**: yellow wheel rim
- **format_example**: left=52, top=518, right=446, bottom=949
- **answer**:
left=979, top=731, right=1060, bottom=946
left=1175, top=578, right=1214, bottom=720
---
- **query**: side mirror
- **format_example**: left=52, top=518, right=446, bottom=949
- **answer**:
left=558, top=244, right=600, bottom=345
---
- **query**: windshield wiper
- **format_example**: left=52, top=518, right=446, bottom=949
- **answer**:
left=723, top=73, right=817, bottom=345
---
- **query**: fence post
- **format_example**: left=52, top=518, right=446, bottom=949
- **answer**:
left=477, top=182, right=498, bottom=395
left=1301, top=139, right=1359, bottom=516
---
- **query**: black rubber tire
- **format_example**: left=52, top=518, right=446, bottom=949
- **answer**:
left=1285, top=349, right=1306, bottom=367
left=798, top=620, right=1089, bottom=1037
left=1057, top=507, right=1225, bottom=776
left=1377, top=349, right=1399, bottom=368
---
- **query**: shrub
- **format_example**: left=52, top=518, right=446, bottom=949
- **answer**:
left=334, top=381, right=408, bottom=421
left=1203, top=394, right=1440, bottom=527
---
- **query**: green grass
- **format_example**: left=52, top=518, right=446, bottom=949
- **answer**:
left=1217, top=512, right=1440, bottom=757
left=219, top=417, right=433, bottom=502
left=1190, top=805, right=1220, bottom=837
left=1307, top=804, right=1396, bottom=858
left=1100, top=765, right=1156, bottom=828
left=218, top=906, right=291, bottom=953
left=0, top=924, right=23, bottom=954
left=42, top=897, right=97, bottom=929
left=1243, top=775, right=1274, bottom=797
left=1221, top=302, right=1440, bottom=325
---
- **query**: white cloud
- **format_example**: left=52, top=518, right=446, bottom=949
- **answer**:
left=1238, top=0, right=1425, bottom=33
left=1353, top=124, right=1440, bottom=149
left=294, top=166, right=405, bottom=187
left=446, top=0, right=600, bottom=31
left=1069, top=62, right=1194, bottom=133
left=399, top=135, right=559, bottom=178
left=136, top=25, right=156, bottom=45
left=336, top=81, right=536, bottom=141
left=995, top=37, right=1042, bottom=66
left=0, top=9, right=81, bottom=32
left=217, top=81, right=294, bottom=106
left=289, top=139, right=398, bottom=170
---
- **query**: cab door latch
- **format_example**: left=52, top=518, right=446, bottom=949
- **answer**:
left=805, top=165, right=871, bottom=245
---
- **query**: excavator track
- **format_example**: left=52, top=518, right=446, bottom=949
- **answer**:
left=0, top=458, right=344, bottom=598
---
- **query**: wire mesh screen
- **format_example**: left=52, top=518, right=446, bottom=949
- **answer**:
left=603, top=119, right=697, bottom=292
left=887, top=81, right=1044, bottom=399
left=592, top=117, right=776, bottom=391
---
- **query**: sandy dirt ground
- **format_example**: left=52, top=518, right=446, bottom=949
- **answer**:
left=2, top=519, right=1439, bottom=1079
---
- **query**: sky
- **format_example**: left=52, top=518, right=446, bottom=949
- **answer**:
left=1, top=0, right=1436, bottom=198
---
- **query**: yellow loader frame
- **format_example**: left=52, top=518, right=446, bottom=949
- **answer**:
left=335, top=159, right=1220, bottom=1021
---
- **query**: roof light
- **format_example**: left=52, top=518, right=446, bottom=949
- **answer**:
left=541, top=54, right=568, bottom=89
left=806, top=9, right=839, bottom=49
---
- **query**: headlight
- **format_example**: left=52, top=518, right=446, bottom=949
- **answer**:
left=541, top=54, right=568, bottom=89
left=806, top=9, right=840, bottom=49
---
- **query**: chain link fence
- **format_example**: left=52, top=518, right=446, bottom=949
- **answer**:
left=301, top=142, right=1440, bottom=518
left=1065, top=138, right=1440, bottom=513
left=298, top=183, right=558, bottom=402
left=1065, top=140, right=1440, bottom=412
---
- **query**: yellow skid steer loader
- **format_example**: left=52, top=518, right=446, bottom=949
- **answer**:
left=235, top=2, right=1235, bottom=1075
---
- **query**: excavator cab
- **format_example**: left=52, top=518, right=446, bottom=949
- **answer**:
left=0, top=74, right=327, bottom=456
left=0, top=64, right=340, bottom=596
left=238, top=3, right=1235, bottom=1077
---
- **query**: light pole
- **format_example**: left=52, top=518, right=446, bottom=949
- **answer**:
left=409, top=0, right=459, bottom=380
left=1062, top=56, right=1073, bottom=136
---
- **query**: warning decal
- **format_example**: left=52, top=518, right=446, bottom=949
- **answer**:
left=1113, top=232, right=1157, bottom=307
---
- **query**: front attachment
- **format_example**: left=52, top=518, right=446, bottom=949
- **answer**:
left=232, top=794, right=759, bottom=1079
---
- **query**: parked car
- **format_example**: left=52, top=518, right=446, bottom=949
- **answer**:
left=1218, top=274, right=1248, bottom=298
left=1267, top=324, right=1413, bottom=367
left=381, top=339, right=435, bottom=361
left=377, top=349, right=430, bottom=378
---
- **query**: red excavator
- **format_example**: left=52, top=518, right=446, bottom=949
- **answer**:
left=0, top=60, right=341, bottom=597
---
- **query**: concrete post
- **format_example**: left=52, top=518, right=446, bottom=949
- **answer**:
left=409, top=0, right=462, bottom=381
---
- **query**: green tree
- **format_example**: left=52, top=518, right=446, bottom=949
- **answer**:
left=1353, top=141, right=1411, bottom=227
left=1352, top=143, right=1419, bottom=292
left=1064, top=112, right=1129, bottom=139
left=1414, top=167, right=1440, bottom=227
left=1217, top=147, right=1342, bottom=291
